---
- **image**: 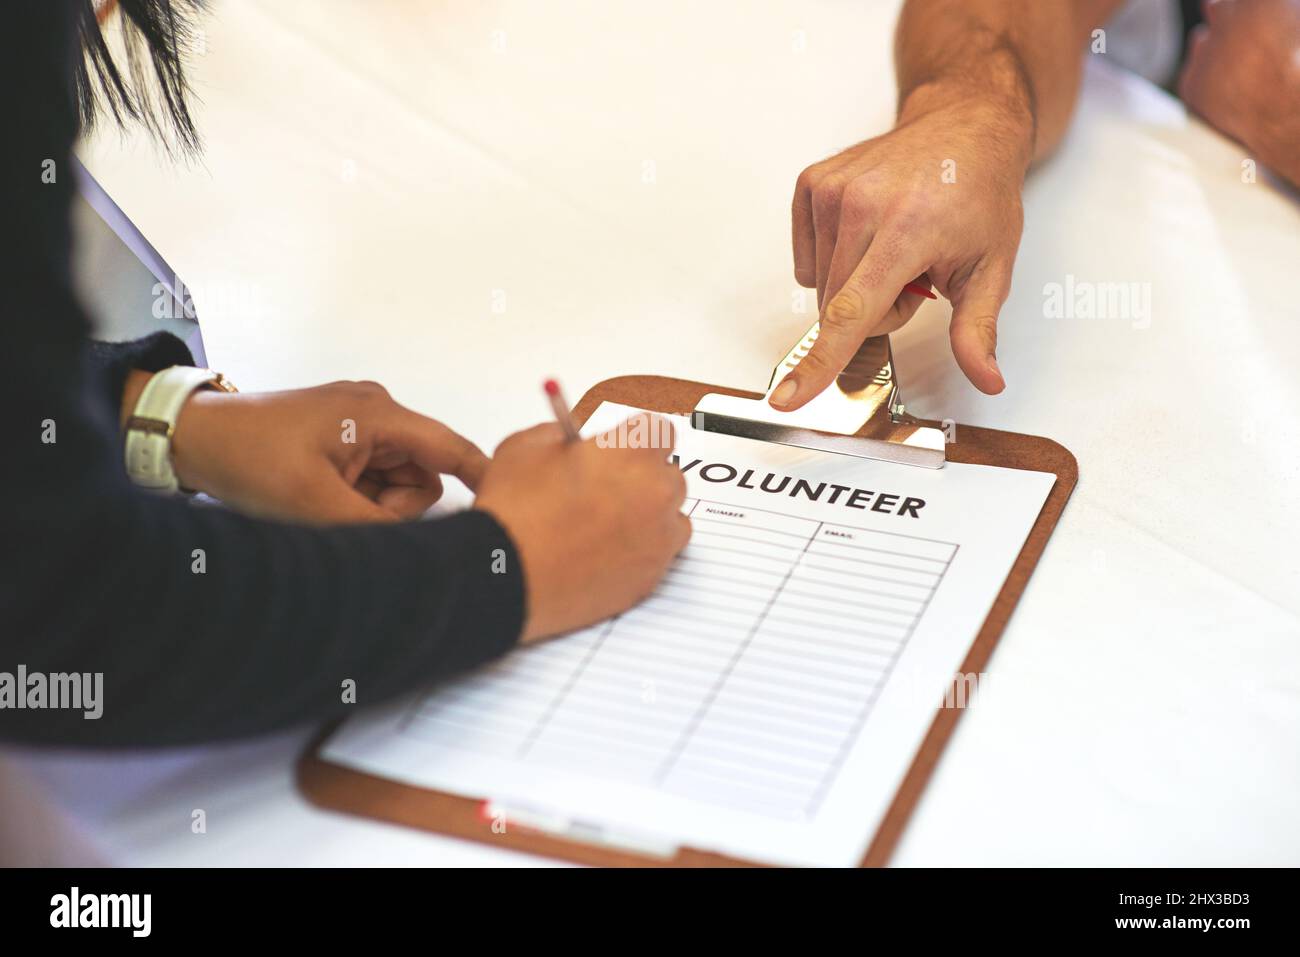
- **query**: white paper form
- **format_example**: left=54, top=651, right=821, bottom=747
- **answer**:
left=323, top=402, right=1058, bottom=866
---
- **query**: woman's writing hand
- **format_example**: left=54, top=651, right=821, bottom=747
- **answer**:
left=475, top=415, right=691, bottom=643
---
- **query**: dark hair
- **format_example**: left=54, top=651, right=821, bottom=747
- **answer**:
left=74, top=0, right=206, bottom=154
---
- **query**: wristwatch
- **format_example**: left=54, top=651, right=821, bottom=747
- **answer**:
left=123, top=365, right=238, bottom=493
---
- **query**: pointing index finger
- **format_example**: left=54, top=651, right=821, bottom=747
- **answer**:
left=770, top=234, right=928, bottom=411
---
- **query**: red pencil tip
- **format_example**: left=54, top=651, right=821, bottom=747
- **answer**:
left=543, top=379, right=559, bottom=397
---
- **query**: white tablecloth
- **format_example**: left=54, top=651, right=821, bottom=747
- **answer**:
left=12, top=0, right=1298, bottom=866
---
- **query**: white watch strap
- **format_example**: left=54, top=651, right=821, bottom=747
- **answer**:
left=123, top=366, right=224, bottom=493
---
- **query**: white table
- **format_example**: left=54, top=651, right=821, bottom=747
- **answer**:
left=12, top=0, right=1298, bottom=866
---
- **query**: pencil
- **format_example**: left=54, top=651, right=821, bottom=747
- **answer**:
left=543, top=378, right=581, bottom=442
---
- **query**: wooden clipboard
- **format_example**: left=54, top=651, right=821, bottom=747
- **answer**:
left=299, top=373, right=1078, bottom=867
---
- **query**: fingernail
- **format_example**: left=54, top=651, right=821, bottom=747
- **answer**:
left=770, top=377, right=798, bottom=409
left=986, top=356, right=1003, bottom=380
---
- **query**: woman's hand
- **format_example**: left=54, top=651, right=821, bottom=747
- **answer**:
left=157, top=378, right=692, bottom=643
left=475, top=415, right=691, bottom=643
left=168, top=379, right=488, bottom=524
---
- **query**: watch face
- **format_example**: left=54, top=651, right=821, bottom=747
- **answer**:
left=209, top=373, right=238, bottom=394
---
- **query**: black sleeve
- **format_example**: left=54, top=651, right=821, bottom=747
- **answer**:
left=88, top=330, right=197, bottom=416
left=0, top=2, right=526, bottom=748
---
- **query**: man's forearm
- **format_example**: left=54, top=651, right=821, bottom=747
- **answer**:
left=894, top=0, right=1126, bottom=164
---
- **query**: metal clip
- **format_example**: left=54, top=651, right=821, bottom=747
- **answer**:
left=692, top=325, right=946, bottom=468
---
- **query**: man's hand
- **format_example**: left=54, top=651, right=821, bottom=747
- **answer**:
left=474, top=415, right=691, bottom=644
left=780, top=92, right=1031, bottom=410
left=1179, top=0, right=1300, bottom=187
left=777, top=0, right=1126, bottom=412
left=168, top=380, right=488, bottom=524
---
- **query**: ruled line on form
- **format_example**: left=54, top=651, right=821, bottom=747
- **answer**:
left=395, top=497, right=957, bottom=817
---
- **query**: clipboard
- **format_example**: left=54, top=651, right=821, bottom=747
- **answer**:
left=299, top=327, right=1078, bottom=867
